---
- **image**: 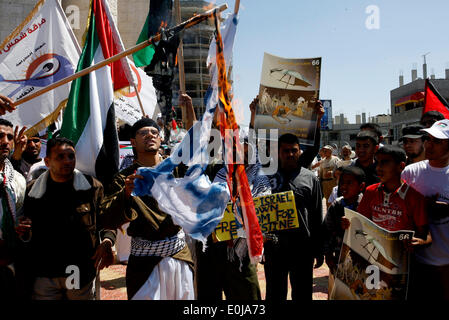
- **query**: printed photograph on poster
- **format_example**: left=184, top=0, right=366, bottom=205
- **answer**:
left=330, top=208, right=414, bottom=300
left=255, top=52, right=321, bottom=145
left=320, top=99, right=332, bottom=130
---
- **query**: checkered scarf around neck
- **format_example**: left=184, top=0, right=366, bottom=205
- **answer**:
left=0, top=158, right=18, bottom=250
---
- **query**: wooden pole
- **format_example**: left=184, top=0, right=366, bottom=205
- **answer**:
left=174, top=0, right=187, bottom=127
left=132, top=84, right=146, bottom=117
left=12, top=3, right=229, bottom=108
left=234, top=0, right=240, bottom=14
left=175, top=0, right=186, bottom=94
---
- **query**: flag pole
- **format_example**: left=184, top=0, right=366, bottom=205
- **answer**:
left=12, top=3, right=229, bottom=108
left=133, top=84, right=146, bottom=117
left=234, top=0, right=240, bottom=14
left=175, top=0, right=187, bottom=127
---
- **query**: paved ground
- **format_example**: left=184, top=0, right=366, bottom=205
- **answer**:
left=99, top=261, right=330, bottom=300
left=99, top=199, right=330, bottom=300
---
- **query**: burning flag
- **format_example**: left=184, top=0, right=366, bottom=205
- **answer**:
left=423, top=79, right=449, bottom=119
left=131, top=10, right=241, bottom=246
left=212, top=11, right=264, bottom=264
left=132, top=0, right=173, bottom=68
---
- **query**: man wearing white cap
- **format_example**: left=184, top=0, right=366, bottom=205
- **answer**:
left=318, top=145, right=339, bottom=208
left=401, top=119, right=449, bottom=300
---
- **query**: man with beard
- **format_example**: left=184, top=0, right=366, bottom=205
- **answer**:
left=23, top=137, right=115, bottom=300
left=402, top=119, right=449, bottom=300
left=263, top=133, right=324, bottom=301
left=399, top=125, right=425, bottom=165
left=10, top=130, right=43, bottom=180
left=100, top=118, right=194, bottom=300
left=0, top=119, right=27, bottom=299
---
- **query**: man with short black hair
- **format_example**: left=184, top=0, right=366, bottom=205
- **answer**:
left=402, top=119, right=449, bottom=300
left=0, top=118, right=27, bottom=300
left=100, top=117, right=195, bottom=300
left=10, top=130, right=43, bottom=180
left=420, top=111, right=444, bottom=128
left=360, top=122, right=383, bottom=146
left=351, top=130, right=380, bottom=188
left=264, top=133, right=324, bottom=301
left=399, top=125, right=425, bottom=165
left=23, top=136, right=116, bottom=300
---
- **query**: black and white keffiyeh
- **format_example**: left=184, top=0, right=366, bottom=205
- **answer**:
left=130, top=230, right=186, bottom=257
left=0, top=158, right=18, bottom=249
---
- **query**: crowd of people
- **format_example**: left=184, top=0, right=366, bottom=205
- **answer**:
left=0, top=91, right=448, bottom=301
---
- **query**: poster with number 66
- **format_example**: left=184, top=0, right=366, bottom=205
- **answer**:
left=255, top=52, right=321, bottom=145
left=330, top=208, right=414, bottom=300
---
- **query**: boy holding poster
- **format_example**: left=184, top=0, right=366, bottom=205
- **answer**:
left=343, top=146, right=430, bottom=243
left=324, top=166, right=366, bottom=272
left=323, top=166, right=365, bottom=295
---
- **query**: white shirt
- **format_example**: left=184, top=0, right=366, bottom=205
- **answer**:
left=327, top=185, right=339, bottom=205
left=401, top=160, right=449, bottom=266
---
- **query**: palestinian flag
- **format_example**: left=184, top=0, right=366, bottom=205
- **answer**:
left=60, top=0, right=132, bottom=186
left=132, top=0, right=173, bottom=67
left=423, top=79, right=449, bottom=119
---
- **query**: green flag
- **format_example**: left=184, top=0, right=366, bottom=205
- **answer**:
left=132, top=0, right=173, bottom=67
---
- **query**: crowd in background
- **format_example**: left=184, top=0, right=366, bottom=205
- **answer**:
left=0, top=92, right=448, bottom=301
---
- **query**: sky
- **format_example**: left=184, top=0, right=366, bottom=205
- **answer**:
left=207, top=0, right=449, bottom=126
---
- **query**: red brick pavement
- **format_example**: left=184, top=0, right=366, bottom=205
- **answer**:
left=99, top=262, right=329, bottom=300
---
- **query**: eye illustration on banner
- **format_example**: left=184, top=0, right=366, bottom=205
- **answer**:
left=0, top=53, right=74, bottom=98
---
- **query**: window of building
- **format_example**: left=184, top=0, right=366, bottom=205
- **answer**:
left=329, top=132, right=340, bottom=141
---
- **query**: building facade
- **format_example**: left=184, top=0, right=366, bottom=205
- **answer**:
left=390, top=77, right=449, bottom=142
left=321, top=113, right=392, bottom=150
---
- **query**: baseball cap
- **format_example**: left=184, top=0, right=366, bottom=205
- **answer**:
left=421, top=119, right=449, bottom=139
left=322, top=145, right=333, bottom=151
left=399, top=125, right=424, bottom=142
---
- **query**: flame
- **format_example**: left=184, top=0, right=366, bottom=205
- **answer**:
left=158, top=20, right=168, bottom=31
left=214, top=11, right=239, bottom=202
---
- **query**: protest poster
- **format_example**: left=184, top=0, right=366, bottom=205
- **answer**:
left=255, top=52, right=321, bottom=145
left=0, top=0, right=80, bottom=136
left=213, top=191, right=299, bottom=242
left=330, top=208, right=414, bottom=300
